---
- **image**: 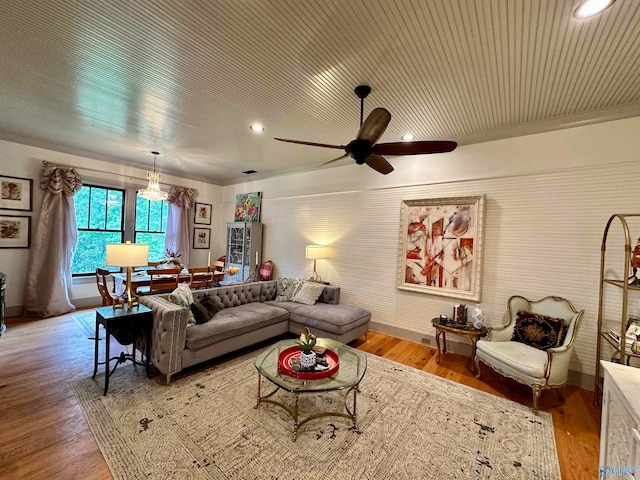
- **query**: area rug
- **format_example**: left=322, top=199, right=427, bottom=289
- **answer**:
left=71, top=347, right=560, bottom=479
left=73, top=311, right=103, bottom=340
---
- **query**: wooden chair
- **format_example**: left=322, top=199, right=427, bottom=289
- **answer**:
left=188, top=267, right=213, bottom=289
left=210, top=256, right=226, bottom=283
left=137, top=269, right=180, bottom=295
left=95, top=268, right=114, bottom=306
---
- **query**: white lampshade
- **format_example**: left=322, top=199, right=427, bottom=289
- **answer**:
left=106, top=242, right=149, bottom=267
left=305, top=245, right=327, bottom=260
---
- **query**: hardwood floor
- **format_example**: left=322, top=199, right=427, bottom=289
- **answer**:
left=0, top=312, right=600, bottom=479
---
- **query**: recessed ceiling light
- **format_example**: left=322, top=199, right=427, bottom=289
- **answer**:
left=401, top=134, right=414, bottom=141
left=573, top=0, right=615, bottom=19
left=249, top=124, right=264, bottom=132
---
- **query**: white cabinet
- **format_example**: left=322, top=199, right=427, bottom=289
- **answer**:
left=599, top=361, right=640, bottom=479
left=225, top=222, right=263, bottom=282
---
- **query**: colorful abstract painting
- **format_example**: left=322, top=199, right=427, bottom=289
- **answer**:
left=397, top=196, right=485, bottom=301
left=234, top=192, right=261, bottom=222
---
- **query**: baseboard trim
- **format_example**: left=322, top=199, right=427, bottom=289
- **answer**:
left=369, top=321, right=595, bottom=391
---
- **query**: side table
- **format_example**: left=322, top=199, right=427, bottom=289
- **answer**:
left=431, top=317, right=487, bottom=374
left=93, top=304, right=153, bottom=395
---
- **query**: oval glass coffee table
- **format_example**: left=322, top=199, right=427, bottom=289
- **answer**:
left=254, top=338, right=367, bottom=441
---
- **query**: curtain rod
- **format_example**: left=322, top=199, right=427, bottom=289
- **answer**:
left=41, top=160, right=186, bottom=189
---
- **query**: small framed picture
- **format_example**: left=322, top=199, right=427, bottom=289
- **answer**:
left=194, top=202, right=212, bottom=225
left=0, top=214, right=31, bottom=248
left=0, top=175, right=33, bottom=211
left=193, top=227, right=211, bottom=249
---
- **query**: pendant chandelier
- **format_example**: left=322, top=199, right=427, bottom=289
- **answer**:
left=138, top=151, right=168, bottom=201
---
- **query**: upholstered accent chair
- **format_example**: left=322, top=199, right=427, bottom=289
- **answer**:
left=474, top=295, right=584, bottom=410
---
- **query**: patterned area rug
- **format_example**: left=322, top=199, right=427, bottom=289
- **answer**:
left=73, top=311, right=103, bottom=340
left=71, top=347, right=560, bottom=479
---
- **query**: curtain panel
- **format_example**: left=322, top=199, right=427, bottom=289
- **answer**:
left=23, top=166, right=82, bottom=317
left=165, top=186, right=194, bottom=267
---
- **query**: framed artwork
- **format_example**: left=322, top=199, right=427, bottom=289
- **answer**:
left=193, top=227, right=211, bottom=249
left=0, top=175, right=33, bottom=211
left=234, top=192, right=261, bottom=222
left=0, top=214, right=31, bottom=248
left=397, top=195, right=486, bottom=301
left=194, top=202, right=212, bottom=225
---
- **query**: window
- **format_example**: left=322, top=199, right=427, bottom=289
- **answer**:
left=72, top=185, right=124, bottom=275
left=72, top=184, right=169, bottom=276
left=135, top=196, right=169, bottom=262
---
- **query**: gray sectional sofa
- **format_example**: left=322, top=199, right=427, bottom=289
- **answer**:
left=139, top=280, right=371, bottom=384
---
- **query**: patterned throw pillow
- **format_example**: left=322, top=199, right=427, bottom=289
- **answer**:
left=169, top=283, right=196, bottom=326
left=259, top=261, right=274, bottom=281
left=275, top=277, right=305, bottom=302
left=512, top=310, right=568, bottom=351
left=291, top=281, right=326, bottom=306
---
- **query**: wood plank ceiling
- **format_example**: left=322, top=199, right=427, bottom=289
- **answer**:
left=1, top=0, right=639, bottom=185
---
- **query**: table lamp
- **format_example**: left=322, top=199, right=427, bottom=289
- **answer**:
left=106, top=241, right=149, bottom=309
left=305, top=245, right=327, bottom=283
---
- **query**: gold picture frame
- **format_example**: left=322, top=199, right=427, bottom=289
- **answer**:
left=397, top=195, right=486, bottom=301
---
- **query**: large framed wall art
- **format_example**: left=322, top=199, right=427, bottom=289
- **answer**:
left=397, top=195, right=485, bottom=301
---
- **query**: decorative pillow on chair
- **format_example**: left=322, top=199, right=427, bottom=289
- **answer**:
left=259, top=261, right=274, bottom=281
left=275, top=277, right=305, bottom=302
left=291, top=281, right=325, bottom=306
left=512, top=310, right=568, bottom=351
left=169, top=283, right=196, bottom=326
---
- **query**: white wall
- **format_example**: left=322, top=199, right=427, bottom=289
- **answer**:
left=0, top=140, right=222, bottom=311
left=215, top=116, right=640, bottom=383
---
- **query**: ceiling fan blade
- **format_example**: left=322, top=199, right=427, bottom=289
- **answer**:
left=319, top=153, right=349, bottom=167
left=365, top=154, right=394, bottom=175
left=274, top=138, right=345, bottom=149
left=356, top=108, right=391, bottom=145
left=374, top=140, right=458, bottom=156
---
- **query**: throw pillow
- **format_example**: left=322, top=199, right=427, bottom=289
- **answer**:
left=512, top=310, right=568, bottom=351
left=291, top=281, right=325, bottom=306
left=190, top=303, right=211, bottom=325
left=169, top=283, right=196, bottom=326
left=275, top=277, right=305, bottom=302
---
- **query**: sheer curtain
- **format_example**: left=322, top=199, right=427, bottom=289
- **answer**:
left=165, top=186, right=194, bottom=267
left=23, top=166, right=82, bottom=317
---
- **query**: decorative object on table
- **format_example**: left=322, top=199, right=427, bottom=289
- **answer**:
left=163, top=246, right=183, bottom=269
left=193, top=227, right=210, bottom=249
left=194, top=202, right=212, bottom=225
left=298, top=327, right=317, bottom=371
left=453, top=304, right=467, bottom=325
left=471, top=304, right=484, bottom=329
left=397, top=195, right=486, bottom=301
left=277, top=344, right=340, bottom=379
left=106, top=241, right=149, bottom=309
left=137, top=151, right=168, bottom=202
left=305, top=244, right=327, bottom=283
left=0, top=175, right=32, bottom=211
left=225, top=266, right=240, bottom=281
left=234, top=192, right=261, bottom=222
left=0, top=214, right=31, bottom=248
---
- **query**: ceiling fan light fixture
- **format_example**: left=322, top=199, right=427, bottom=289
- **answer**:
left=401, top=134, right=414, bottom=141
left=138, top=151, right=168, bottom=202
left=250, top=124, right=265, bottom=132
left=573, top=0, right=615, bottom=18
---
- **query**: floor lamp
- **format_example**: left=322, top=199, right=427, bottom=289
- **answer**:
left=305, top=245, right=327, bottom=283
left=106, top=241, right=149, bottom=309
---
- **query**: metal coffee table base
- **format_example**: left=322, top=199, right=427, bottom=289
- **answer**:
left=254, top=374, right=358, bottom=441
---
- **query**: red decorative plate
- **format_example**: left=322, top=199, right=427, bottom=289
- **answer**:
left=278, top=346, right=340, bottom=379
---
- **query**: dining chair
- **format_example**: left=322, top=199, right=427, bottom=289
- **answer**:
left=211, top=256, right=226, bottom=283
left=95, top=268, right=115, bottom=306
left=137, top=269, right=180, bottom=295
left=188, top=267, right=213, bottom=289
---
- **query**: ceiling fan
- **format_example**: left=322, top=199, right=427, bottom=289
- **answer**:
left=275, top=85, right=457, bottom=175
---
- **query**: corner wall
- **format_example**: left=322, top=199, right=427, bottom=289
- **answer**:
left=218, top=116, right=640, bottom=382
